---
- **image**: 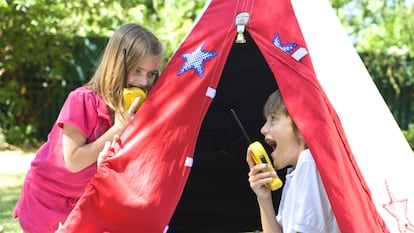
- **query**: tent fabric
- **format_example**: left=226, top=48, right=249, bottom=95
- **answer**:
left=242, top=1, right=388, bottom=232
left=169, top=31, right=282, bottom=232
left=60, top=0, right=390, bottom=232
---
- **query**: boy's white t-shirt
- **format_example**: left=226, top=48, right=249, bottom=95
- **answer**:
left=276, top=149, right=340, bottom=233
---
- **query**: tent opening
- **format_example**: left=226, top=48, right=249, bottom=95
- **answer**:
left=169, top=31, right=286, bottom=233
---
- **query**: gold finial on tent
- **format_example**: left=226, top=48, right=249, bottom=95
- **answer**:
left=235, top=33, right=246, bottom=44
left=235, top=12, right=250, bottom=44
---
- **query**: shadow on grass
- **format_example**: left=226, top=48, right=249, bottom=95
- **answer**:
left=0, top=173, right=25, bottom=233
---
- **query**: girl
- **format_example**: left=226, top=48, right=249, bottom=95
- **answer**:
left=14, top=23, right=163, bottom=233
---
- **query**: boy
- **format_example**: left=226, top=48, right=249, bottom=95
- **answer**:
left=246, top=90, right=340, bottom=233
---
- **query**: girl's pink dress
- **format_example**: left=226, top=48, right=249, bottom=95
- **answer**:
left=14, top=86, right=112, bottom=233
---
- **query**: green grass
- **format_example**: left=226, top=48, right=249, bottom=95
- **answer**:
left=0, top=173, right=25, bottom=233
left=0, top=172, right=261, bottom=233
left=0, top=172, right=262, bottom=233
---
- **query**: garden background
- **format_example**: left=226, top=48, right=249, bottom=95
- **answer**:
left=1, top=0, right=414, bottom=149
left=1, top=0, right=413, bottom=232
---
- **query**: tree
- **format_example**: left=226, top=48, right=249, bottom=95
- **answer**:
left=0, top=0, right=204, bottom=146
left=1, top=0, right=413, bottom=146
left=332, top=0, right=414, bottom=131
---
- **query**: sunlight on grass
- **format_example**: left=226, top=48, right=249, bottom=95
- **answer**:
left=0, top=173, right=25, bottom=233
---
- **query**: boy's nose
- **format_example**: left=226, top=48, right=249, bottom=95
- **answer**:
left=260, top=124, right=267, bottom=135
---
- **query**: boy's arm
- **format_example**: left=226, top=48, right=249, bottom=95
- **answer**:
left=258, top=197, right=283, bottom=233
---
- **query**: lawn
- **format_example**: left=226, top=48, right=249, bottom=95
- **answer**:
left=0, top=151, right=262, bottom=233
left=0, top=173, right=262, bottom=233
left=0, top=173, right=25, bottom=233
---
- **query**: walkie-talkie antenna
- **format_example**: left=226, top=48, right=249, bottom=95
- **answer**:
left=230, top=109, right=252, bottom=144
left=123, top=48, right=127, bottom=88
left=231, top=109, right=284, bottom=191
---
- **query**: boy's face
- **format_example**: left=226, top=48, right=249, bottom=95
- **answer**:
left=260, top=111, right=303, bottom=169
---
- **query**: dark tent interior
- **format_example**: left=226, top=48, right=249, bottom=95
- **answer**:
left=169, top=32, right=287, bottom=232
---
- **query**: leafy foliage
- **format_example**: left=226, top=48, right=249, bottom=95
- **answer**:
left=0, top=0, right=413, bottom=147
left=333, top=0, right=414, bottom=91
left=403, top=124, right=414, bottom=150
left=0, top=0, right=204, bottom=146
left=333, top=0, right=414, bottom=131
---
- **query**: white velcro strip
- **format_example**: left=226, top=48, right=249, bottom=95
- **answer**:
left=184, top=157, right=194, bottom=167
left=292, top=47, right=308, bottom=61
left=206, top=87, right=216, bottom=99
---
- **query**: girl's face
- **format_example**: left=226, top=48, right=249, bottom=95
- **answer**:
left=260, top=111, right=304, bottom=169
left=127, top=55, right=161, bottom=91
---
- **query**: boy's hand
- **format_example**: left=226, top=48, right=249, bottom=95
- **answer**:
left=246, top=148, right=274, bottom=199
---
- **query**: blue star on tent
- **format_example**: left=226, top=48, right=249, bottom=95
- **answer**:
left=273, top=32, right=297, bottom=53
left=177, top=42, right=218, bottom=78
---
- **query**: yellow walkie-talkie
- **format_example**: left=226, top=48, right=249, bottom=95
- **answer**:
left=122, top=48, right=146, bottom=113
left=123, top=87, right=146, bottom=112
left=231, top=109, right=283, bottom=191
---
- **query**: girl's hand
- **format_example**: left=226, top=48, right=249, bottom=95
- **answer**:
left=127, top=95, right=142, bottom=115
left=246, top=148, right=274, bottom=200
left=54, top=222, right=63, bottom=233
left=113, top=96, right=142, bottom=132
left=97, top=135, right=120, bottom=167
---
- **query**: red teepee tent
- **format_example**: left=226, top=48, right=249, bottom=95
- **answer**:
left=60, top=0, right=414, bottom=232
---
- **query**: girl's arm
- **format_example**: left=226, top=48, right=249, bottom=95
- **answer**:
left=63, top=98, right=141, bottom=172
left=62, top=120, right=125, bottom=172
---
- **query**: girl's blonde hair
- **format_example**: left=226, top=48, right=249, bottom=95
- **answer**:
left=87, top=23, right=163, bottom=115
